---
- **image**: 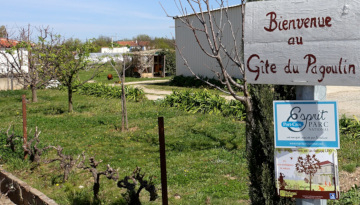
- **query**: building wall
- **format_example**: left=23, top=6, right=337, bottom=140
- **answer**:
left=101, top=47, right=129, bottom=54
left=175, top=5, right=243, bottom=79
left=0, top=77, right=23, bottom=90
left=0, top=48, right=29, bottom=74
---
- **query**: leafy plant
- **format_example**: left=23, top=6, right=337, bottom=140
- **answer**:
left=328, top=185, right=360, bottom=205
left=340, top=115, right=360, bottom=138
left=76, top=83, right=144, bottom=102
left=160, top=89, right=245, bottom=120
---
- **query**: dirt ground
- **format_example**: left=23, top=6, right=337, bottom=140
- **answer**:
left=339, top=167, right=360, bottom=192
left=327, top=86, right=360, bottom=118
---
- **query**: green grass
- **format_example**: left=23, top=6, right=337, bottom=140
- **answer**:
left=1, top=88, right=359, bottom=204
left=0, top=89, right=248, bottom=204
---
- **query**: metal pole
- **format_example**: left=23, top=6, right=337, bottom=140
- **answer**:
left=296, top=85, right=327, bottom=205
left=158, top=117, right=168, bottom=205
left=22, top=95, right=28, bottom=159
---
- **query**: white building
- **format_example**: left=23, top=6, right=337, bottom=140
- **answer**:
left=174, top=4, right=243, bottom=79
left=101, top=47, right=129, bottom=54
left=0, top=38, right=28, bottom=90
left=0, top=38, right=29, bottom=75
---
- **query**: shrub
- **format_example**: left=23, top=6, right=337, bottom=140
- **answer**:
left=160, top=89, right=245, bottom=120
left=76, top=83, right=145, bottom=102
left=340, top=115, right=360, bottom=137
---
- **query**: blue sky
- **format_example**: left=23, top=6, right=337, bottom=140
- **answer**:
left=1, top=0, right=241, bottom=41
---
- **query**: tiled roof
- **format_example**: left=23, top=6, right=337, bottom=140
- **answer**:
left=116, top=41, right=150, bottom=47
left=0, top=38, right=19, bottom=48
left=318, top=160, right=332, bottom=166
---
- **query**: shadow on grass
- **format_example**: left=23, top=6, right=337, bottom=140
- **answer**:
left=191, top=129, right=239, bottom=151
left=66, top=189, right=127, bottom=205
left=164, top=129, right=239, bottom=152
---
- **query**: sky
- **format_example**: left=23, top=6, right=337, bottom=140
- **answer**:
left=1, top=0, right=242, bottom=42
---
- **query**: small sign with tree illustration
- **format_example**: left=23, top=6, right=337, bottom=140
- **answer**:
left=275, top=149, right=340, bottom=199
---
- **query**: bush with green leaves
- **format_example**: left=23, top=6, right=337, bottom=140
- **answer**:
left=340, top=115, right=360, bottom=138
left=328, top=185, right=360, bottom=205
left=76, top=83, right=145, bottom=102
left=160, top=89, right=245, bottom=120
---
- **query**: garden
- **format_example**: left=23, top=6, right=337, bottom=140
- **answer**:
left=0, top=75, right=359, bottom=204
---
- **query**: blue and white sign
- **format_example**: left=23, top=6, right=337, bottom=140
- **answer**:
left=274, top=101, right=339, bottom=148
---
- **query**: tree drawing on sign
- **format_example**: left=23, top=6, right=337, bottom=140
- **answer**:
left=295, top=154, right=321, bottom=191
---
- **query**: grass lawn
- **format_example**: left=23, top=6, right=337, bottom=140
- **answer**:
left=0, top=89, right=248, bottom=205
left=0, top=88, right=359, bottom=204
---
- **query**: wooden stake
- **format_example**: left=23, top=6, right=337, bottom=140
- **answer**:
left=158, top=117, right=168, bottom=205
left=22, top=95, right=28, bottom=159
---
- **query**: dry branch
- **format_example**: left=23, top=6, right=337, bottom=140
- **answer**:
left=43, top=146, right=81, bottom=182
left=77, top=155, right=119, bottom=201
left=22, top=127, right=52, bottom=163
left=117, top=167, right=158, bottom=205
left=5, top=125, right=20, bottom=152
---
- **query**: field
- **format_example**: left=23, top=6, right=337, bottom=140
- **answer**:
left=0, top=88, right=248, bottom=204
left=0, top=81, right=359, bottom=204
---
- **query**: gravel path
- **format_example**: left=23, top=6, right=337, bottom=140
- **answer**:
left=124, top=81, right=360, bottom=117
left=327, top=86, right=360, bottom=118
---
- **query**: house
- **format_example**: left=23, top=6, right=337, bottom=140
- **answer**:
left=116, top=40, right=151, bottom=51
left=101, top=47, right=129, bottom=54
left=0, top=38, right=28, bottom=90
left=174, top=4, right=243, bottom=79
left=312, top=160, right=335, bottom=186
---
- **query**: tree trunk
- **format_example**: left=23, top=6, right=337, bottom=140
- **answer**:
left=31, top=85, right=38, bottom=102
left=121, top=90, right=125, bottom=131
left=129, top=191, right=141, bottom=205
left=247, top=84, right=294, bottom=205
left=68, top=86, right=73, bottom=112
left=93, top=176, right=100, bottom=201
left=121, top=60, right=128, bottom=131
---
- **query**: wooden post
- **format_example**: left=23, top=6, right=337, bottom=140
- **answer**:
left=158, top=117, right=168, bottom=205
left=163, top=55, right=166, bottom=77
left=296, top=85, right=327, bottom=205
left=22, top=95, right=28, bottom=159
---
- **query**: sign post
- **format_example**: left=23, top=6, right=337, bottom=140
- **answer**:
left=243, top=0, right=359, bottom=203
left=295, top=86, right=328, bottom=205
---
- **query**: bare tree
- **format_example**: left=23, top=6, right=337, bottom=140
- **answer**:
left=163, top=0, right=252, bottom=121
left=109, top=54, right=133, bottom=131
left=162, top=1, right=293, bottom=204
left=0, top=25, right=62, bottom=102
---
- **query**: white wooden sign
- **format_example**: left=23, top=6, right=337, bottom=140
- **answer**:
left=244, top=0, right=360, bottom=86
left=274, top=101, right=339, bottom=149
